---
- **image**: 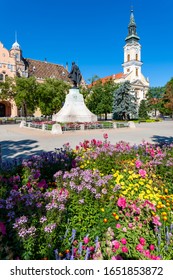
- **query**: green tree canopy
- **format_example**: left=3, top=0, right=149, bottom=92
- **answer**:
left=14, top=76, right=38, bottom=117
left=0, top=77, right=15, bottom=100
left=81, top=79, right=119, bottom=120
left=37, top=78, right=70, bottom=116
left=112, top=81, right=137, bottom=120
left=146, top=86, right=165, bottom=116
left=162, top=77, right=173, bottom=117
left=138, top=99, right=149, bottom=119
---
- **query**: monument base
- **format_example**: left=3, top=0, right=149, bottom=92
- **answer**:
left=52, top=88, right=97, bottom=123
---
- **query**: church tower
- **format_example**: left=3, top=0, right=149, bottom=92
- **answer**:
left=122, top=9, right=143, bottom=80
left=122, top=9, right=149, bottom=104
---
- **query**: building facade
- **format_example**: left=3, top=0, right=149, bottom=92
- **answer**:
left=0, top=40, right=70, bottom=117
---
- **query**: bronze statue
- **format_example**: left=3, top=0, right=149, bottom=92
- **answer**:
left=68, top=62, right=82, bottom=88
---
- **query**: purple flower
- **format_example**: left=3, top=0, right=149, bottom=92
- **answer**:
left=44, top=223, right=57, bottom=233
left=40, top=216, right=47, bottom=223
left=95, top=193, right=101, bottom=199
left=101, top=188, right=107, bottom=194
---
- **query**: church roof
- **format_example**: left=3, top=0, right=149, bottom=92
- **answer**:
left=25, top=58, right=71, bottom=82
left=88, top=72, right=126, bottom=87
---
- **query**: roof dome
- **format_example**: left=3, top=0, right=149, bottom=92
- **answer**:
left=12, top=40, right=20, bottom=50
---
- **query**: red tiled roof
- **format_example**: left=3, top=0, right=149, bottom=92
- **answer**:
left=88, top=72, right=125, bottom=87
left=25, top=58, right=71, bottom=83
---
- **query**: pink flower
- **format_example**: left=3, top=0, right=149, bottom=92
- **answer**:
left=37, top=179, right=47, bottom=189
left=135, top=159, right=142, bottom=168
left=139, top=237, right=146, bottom=246
left=136, top=244, right=144, bottom=252
left=121, top=238, right=127, bottom=245
left=112, top=255, right=123, bottom=260
left=103, top=133, right=108, bottom=139
left=122, top=227, right=127, bottom=232
left=112, top=240, right=120, bottom=250
left=117, top=197, right=126, bottom=209
left=149, top=244, right=155, bottom=251
left=0, top=222, right=6, bottom=235
left=152, top=216, right=162, bottom=226
left=121, top=246, right=128, bottom=253
left=116, top=223, right=121, bottom=229
left=83, top=236, right=90, bottom=244
left=128, top=223, right=133, bottom=228
left=139, top=169, right=147, bottom=178
left=143, top=250, right=151, bottom=258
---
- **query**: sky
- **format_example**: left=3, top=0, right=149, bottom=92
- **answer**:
left=0, top=0, right=173, bottom=87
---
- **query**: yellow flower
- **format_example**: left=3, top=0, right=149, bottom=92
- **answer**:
left=101, top=208, right=105, bottom=212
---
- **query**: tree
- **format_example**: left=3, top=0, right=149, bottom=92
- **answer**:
left=112, top=81, right=137, bottom=120
left=138, top=99, right=149, bottom=119
left=146, top=86, right=165, bottom=116
left=162, top=78, right=173, bottom=117
left=14, top=76, right=39, bottom=117
left=37, top=78, right=70, bottom=116
left=81, top=79, right=119, bottom=120
left=0, top=77, right=16, bottom=99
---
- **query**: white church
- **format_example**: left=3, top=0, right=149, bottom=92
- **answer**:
left=93, top=9, right=150, bottom=105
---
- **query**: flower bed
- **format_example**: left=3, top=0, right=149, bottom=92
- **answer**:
left=29, top=121, right=114, bottom=131
left=0, top=136, right=173, bottom=260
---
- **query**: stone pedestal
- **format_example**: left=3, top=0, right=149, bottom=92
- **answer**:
left=51, top=124, right=63, bottom=134
left=52, top=88, right=97, bottom=123
left=20, top=120, right=26, bottom=127
left=128, top=121, right=136, bottom=128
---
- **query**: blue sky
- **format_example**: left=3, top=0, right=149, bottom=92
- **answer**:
left=0, top=0, right=173, bottom=87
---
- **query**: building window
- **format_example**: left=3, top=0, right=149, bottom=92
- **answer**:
left=136, top=54, right=138, bottom=60
left=136, top=68, right=138, bottom=76
left=127, top=54, right=130, bottom=61
left=127, top=68, right=130, bottom=72
left=0, top=63, right=2, bottom=68
left=8, top=64, right=11, bottom=69
left=0, top=74, right=3, bottom=81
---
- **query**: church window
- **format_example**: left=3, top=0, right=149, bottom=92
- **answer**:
left=127, top=54, right=130, bottom=61
left=136, top=54, right=138, bottom=60
left=8, top=64, right=11, bottom=69
left=127, top=68, right=130, bottom=72
left=136, top=68, right=138, bottom=76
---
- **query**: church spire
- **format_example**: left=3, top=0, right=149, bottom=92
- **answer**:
left=125, top=9, right=140, bottom=43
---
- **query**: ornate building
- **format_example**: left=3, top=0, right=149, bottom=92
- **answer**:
left=0, top=40, right=70, bottom=117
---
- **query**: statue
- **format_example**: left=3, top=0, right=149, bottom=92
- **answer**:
left=68, top=62, right=82, bottom=88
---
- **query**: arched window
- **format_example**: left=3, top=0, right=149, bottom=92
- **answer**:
left=136, top=54, right=138, bottom=61
left=136, top=68, right=138, bottom=76
left=127, top=54, right=130, bottom=61
left=0, top=103, right=5, bottom=117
